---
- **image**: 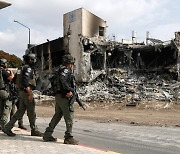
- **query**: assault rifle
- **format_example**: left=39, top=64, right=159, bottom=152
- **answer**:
left=69, top=76, right=86, bottom=112
left=8, top=81, right=19, bottom=104
left=69, top=91, right=86, bottom=111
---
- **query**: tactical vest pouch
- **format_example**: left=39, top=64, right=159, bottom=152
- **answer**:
left=0, top=69, right=5, bottom=89
left=0, top=90, right=9, bottom=100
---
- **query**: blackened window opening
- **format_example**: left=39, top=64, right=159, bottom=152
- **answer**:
left=90, top=52, right=104, bottom=70
left=99, top=26, right=105, bottom=36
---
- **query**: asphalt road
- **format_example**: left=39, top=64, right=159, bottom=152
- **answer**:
left=24, top=117, right=180, bottom=154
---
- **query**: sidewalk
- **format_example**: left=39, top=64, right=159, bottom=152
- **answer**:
left=0, top=127, right=118, bottom=154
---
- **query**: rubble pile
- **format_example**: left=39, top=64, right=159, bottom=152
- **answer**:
left=35, top=69, right=180, bottom=107
left=33, top=90, right=55, bottom=105
left=77, top=68, right=180, bottom=103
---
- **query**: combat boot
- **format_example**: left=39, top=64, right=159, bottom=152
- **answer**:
left=2, top=128, right=16, bottom=137
left=18, top=121, right=27, bottom=130
left=0, top=121, right=4, bottom=130
left=31, top=130, right=43, bottom=137
left=64, top=137, right=79, bottom=145
left=18, top=124, right=27, bottom=130
left=43, top=135, right=57, bottom=142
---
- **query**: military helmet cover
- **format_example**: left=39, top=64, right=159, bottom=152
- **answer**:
left=28, top=53, right=36, bottom=62
left=62, top=54, right=75, bottom=64
left=23, top=53, right=36, bottom=63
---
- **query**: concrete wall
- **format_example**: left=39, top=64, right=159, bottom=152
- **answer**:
left=82, top=9, right=106, bottom=37
left=63, top=8, right=107, bottom=82
left=63, top=8, right=83, bottom=81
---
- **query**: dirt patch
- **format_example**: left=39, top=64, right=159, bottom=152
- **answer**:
left=36, top=101, right=180, bottom=127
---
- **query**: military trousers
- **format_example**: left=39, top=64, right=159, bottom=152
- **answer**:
left=0, top=90, right=12, bottom=127
left=5, top=91, right=37, bottom=131
left=10, top=102, right=23, bottom=126
left=44, top=94, right=74, bottom=138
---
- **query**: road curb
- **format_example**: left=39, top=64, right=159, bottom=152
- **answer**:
left=0, top=127, right=120, bottom=154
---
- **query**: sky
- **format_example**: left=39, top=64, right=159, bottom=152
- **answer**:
left=0, top=0, right=180, bottom=58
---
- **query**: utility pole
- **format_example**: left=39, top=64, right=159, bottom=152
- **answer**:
left=14, top=20, right=31, bottom=48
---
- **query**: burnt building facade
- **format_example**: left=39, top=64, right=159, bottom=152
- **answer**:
left=30, top=8, right=180, bottom=82
left=31, top=37, right=65, bottom=73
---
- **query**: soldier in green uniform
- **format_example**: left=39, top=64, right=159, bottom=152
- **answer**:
left=0, top=58, right=14, bottom=129
left=43, top=54, right=79, bottom=145
left=3, top=53, right=43, bottom=137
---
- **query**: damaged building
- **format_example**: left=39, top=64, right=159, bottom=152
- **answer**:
left=29, top=8, right=180, bottom=103
left=31, top=8, right=107, bottom=82
left=30, top=8, right=180, bottom=83
left=108, top=36, right=179, bottom=77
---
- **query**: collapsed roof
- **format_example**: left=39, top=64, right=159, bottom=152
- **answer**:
left=80, top=33, right=180, bottom=80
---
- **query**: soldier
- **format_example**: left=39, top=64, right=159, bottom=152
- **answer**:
left=43, top=53, right=79, bottom=145
left=3, top=53, right=43, bottom=137
left=0, top=58, right=14, bottom=129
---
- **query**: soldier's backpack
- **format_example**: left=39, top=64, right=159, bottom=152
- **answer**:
left=0, top=68, right=5, bottom=89
left=49, top=67, right=63, bottom=94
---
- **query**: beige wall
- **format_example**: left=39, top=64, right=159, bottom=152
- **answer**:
left=63, top=8, right=107, bottom=82
left=82, top=9, right=106, bottom=37
left=63, top=8, right=83, bottom=80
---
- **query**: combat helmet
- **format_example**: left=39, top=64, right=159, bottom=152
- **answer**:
left=62, top=54, right=75, bottom=64
left=0, top=58, right=8, bottom=68
left=23, top=53, right=36, bottom=64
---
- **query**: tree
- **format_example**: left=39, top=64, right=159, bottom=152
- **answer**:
left=0, top=50, right=22, bottom=68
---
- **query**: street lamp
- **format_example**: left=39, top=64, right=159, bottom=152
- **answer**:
left=14, top=20, right=31, bottom=48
